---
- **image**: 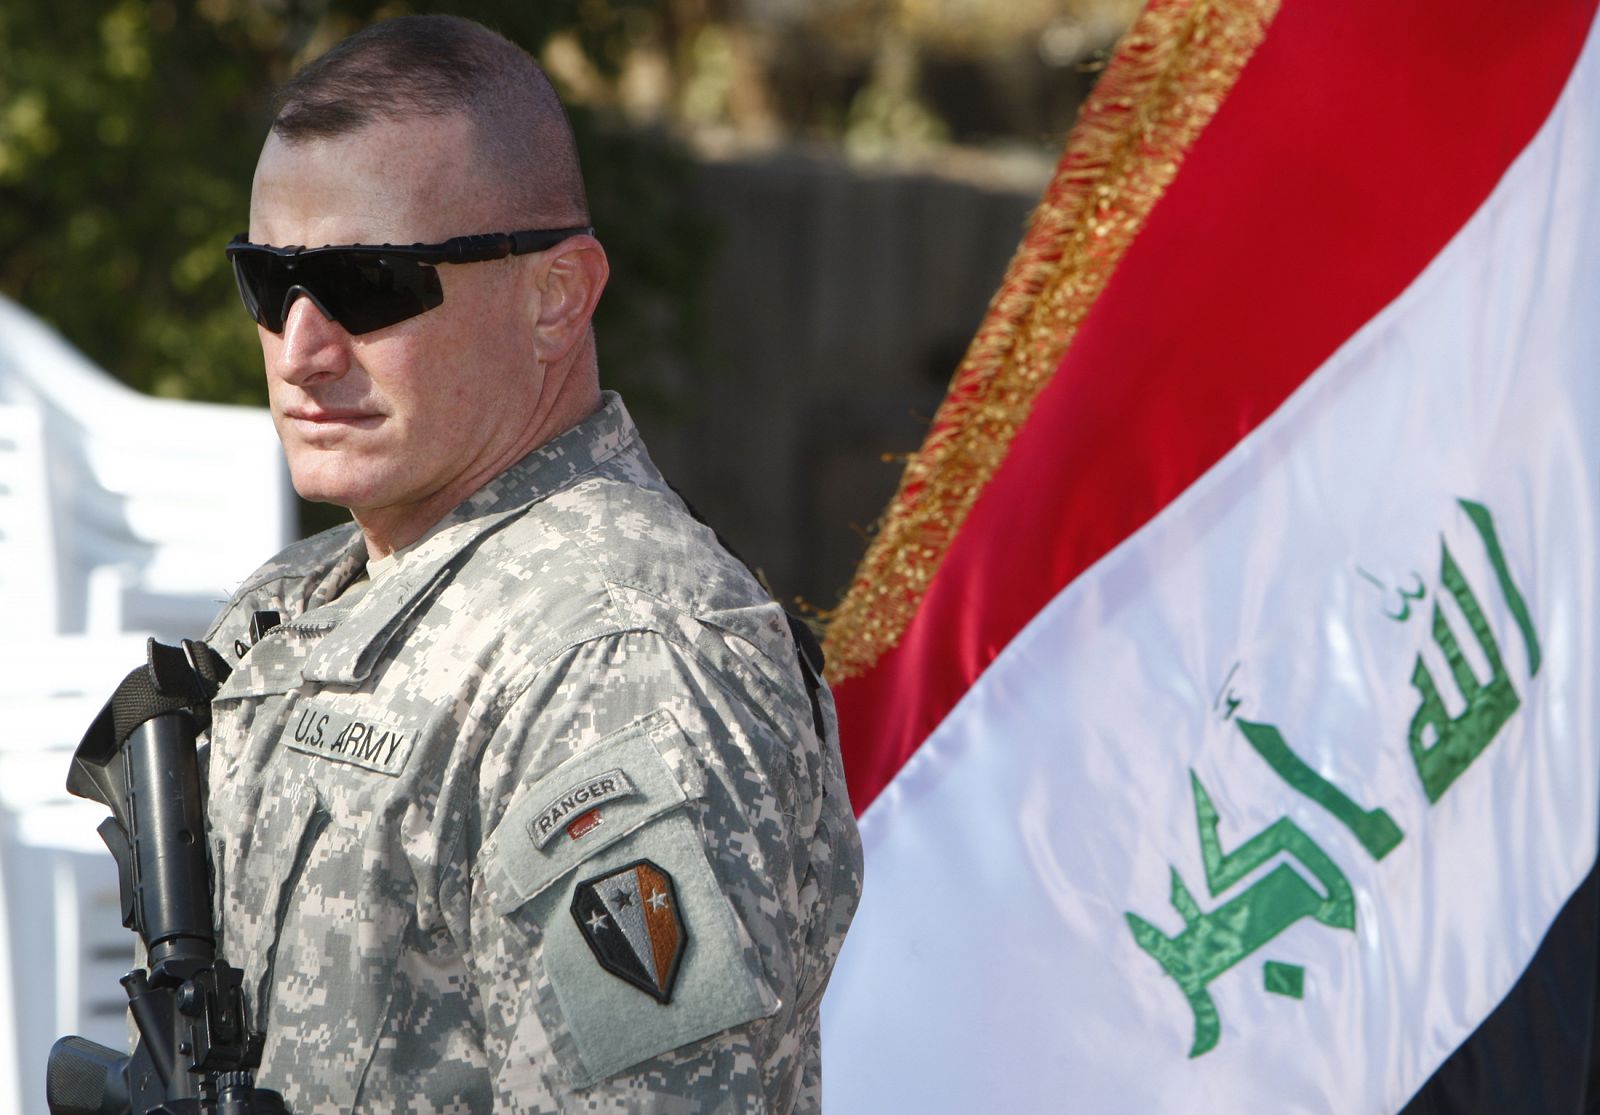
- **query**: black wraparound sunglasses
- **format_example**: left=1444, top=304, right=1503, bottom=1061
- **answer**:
left=224, top=226, right=593, bottom=336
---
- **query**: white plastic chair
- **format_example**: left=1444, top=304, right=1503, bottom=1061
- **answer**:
left=0, top=405, right=60, bottom=639
left=0, top=295, right=292, bottom=1115
left=0, top=294, right=292, bottom=640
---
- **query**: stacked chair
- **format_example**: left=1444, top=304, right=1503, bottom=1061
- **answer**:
left=0, top=295, right=291, bottom=1115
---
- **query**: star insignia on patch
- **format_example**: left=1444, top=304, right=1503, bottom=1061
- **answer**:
left=571, top=859, right=687, bottom=1003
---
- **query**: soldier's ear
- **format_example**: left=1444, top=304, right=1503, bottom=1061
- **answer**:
left=531, top=234, right=608, bottom=366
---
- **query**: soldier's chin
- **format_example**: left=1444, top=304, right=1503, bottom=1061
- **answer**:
left=287, top=469, right=362, bottom=512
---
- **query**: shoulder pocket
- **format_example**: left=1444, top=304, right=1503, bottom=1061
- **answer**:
left=477, top=709, right=707, bottom=914
left=479, top=710, right=780, bottom=1090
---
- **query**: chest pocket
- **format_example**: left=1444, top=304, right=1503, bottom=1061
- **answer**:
left=231, top=782, right=327, bottom=1028
left=224, top=777, right=392, bottom=1112
left=478, top=710, right=779, bottom=1090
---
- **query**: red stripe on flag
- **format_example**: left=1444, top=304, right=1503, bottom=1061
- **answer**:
left=836, top=0, right=1600, bottom=814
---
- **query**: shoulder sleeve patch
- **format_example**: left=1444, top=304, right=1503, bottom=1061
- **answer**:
left=478, top=709, right=779, bottom=1089
left=478, top=710, right=706, bottom=914
left=539, top=812, right=780, bottom=1089
left=570, top=858, right=687, bottom=1004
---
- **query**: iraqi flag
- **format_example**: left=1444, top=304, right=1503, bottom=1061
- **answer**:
left=818, top=0, right=1600, bottom=1110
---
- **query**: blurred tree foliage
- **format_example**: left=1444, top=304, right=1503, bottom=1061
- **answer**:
left=0, top=0, right=714, bottom=413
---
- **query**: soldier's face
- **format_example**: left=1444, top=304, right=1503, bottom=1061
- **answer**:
left=248, top=114, right=548, bottom=548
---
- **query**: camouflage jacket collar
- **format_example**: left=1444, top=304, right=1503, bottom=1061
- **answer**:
left=440, top=390, right=639, bottom=525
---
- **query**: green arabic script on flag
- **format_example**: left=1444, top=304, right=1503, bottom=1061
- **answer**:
left=1127, top=499, right=1542, bottom=1058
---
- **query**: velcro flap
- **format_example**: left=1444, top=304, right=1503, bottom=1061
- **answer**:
left=480, top=711, right=706, bottom=914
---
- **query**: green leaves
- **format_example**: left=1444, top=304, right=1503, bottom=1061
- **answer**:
left=0, top=0, right=276, bottom=402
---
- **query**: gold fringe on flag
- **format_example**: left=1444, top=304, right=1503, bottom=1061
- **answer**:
left=822, top=0, right=1283, bottom=684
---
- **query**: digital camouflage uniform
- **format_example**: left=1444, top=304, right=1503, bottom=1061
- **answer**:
left=201, top=393, right=863, bottom=1114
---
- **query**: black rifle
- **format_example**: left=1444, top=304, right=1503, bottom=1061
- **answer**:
left=45, top=639, right=287, bottom=1115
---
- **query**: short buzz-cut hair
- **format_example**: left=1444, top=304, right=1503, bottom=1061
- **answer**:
left=270, top=15, right=589, bottom=224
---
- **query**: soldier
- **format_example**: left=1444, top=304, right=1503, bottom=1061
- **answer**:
left=207, top=14, right=862, bottom=1112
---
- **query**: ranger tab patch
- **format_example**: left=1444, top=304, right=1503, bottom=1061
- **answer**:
left=571, top=859, right=687, bottom=1003
left=529, top=768, right=636, bottom=849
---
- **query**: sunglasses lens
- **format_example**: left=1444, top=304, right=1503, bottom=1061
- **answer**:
left=316, top=254, right=442, bottom=334
left=229, top=249, right=444, bottom=335
left=230, top=251, right=287, bottom=331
